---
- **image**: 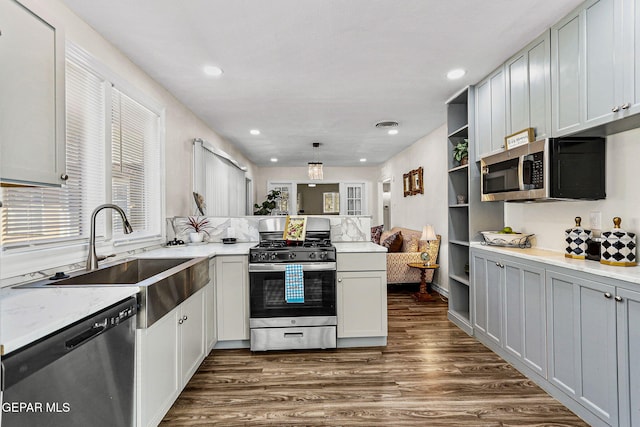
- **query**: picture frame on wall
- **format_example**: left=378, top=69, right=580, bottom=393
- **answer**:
left=403, top=173, right=411, bottom=197
left=323, top=192, right=339, bottom=213
left=410, top=167, right=424, bottom=195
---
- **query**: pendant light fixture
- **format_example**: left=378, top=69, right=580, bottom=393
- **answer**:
left=308, top=142, right=323, bottom=180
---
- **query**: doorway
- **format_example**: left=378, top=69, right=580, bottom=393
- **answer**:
left=382, top=180, right=391, bottom=230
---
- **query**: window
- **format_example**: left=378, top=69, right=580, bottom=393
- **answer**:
left=0, top=44, right=162, bottom=250
left=193, top=139, right=246, bottom=216
left=341, top=183, right=365, bottom=215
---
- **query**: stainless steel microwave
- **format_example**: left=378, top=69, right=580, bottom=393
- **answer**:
left=480, top=137, right=606, bottom=202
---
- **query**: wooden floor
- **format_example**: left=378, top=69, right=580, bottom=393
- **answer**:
left=161, top=288, right=588, bottom=426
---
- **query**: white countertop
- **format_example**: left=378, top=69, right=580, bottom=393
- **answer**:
left=471, top=242, right=640, bottom=285
left=139, top=242, right=256, bottom=258
left=333, top=242, right=388, bottom=253
left=1, top=286, right=139, bottom=356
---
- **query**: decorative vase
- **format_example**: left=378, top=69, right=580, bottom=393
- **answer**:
left=565, top=216, right=592, bottom=259
left=460, top=156, right=468, bottom=166
left=189, top=232, right=204, bottom=243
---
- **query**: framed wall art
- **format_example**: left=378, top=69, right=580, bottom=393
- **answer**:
left=410, top=167, right=424, bottom=195
left=403, top=173, right=412, bottom=197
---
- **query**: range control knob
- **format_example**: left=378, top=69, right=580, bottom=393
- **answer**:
left=259, top=253, right=266, bottom=261
left=319, top=252, right=327, bottom=260
left=270, top=252, right=277, bottom=260
left=289, top=252, right=296, bottom=259
left=309, top=252, right=316, bottom=259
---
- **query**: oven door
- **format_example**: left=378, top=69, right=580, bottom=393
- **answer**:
left=249, top=263, right=336, bottom=319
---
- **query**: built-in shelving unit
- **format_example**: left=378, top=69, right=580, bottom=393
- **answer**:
left=446, top=86, right=503, bottom=336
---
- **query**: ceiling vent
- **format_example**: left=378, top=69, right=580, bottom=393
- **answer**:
left=375, top=121, right=399, bottom=128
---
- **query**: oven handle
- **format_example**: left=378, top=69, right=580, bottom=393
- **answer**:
left=249, top=262, right=337, bottom=272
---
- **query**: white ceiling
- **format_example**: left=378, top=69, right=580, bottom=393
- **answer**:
left=61, top=0, right=583, bottom=167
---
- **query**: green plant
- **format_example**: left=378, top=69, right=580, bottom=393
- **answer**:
left=453, top=139, right=469, bottom=163
left=182, top=216, right=211, bottom=236
left=253, top=190, right=281, bottom=215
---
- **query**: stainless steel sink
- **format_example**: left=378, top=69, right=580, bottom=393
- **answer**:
left=17, top=257, right=209, bottom=328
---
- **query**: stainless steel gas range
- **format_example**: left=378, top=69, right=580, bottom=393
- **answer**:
left=249, top=217, right=337, bottom=351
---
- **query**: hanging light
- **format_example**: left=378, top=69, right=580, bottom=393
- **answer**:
left=308, top=142, right=323, bottom=180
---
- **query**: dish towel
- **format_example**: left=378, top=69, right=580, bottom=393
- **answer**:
left=284, top=264, right=304, bottom=303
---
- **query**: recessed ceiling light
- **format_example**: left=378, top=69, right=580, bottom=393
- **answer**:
left=447, top=68, right=466, bottom=80
left=360, top=158, right=367, bottom=162
left=388, top=129, right=399, bottom=135
left=203, top=65, right=223, bottom=77
left=270, top=158, right=278, bottom=162
left=250, top=129, right=260, bottom=135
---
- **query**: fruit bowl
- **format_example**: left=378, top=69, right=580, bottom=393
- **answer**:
left=481, top=231, right=534, bottom=247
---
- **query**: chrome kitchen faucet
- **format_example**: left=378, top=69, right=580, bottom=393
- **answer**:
left=86, top=204, right=133, bottom=270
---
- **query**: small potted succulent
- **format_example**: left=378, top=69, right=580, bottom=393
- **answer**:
left=453, top=139, right=469, bottom=165
left=183, top=216, right=210, bottom=243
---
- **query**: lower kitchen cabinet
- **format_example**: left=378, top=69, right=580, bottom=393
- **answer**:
left=215, top=255, right=249, bottom=343
left=503, top=260, right=546, bottom=378
left=471, top=251, right=503, bottom=346
left=205, top=258, right=217, bottom=351
left=472, top=249, right=546, bottom=376
left=616, top=287, right=640, bottom=427
left=471, top=246, right=640, bottom=427
left=137, top=287, right=207, bottom=427
left=546, top=269, right=618, bottom=426
left=336, top=252, right=387, bottom=341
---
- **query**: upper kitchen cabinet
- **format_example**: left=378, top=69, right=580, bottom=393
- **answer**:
left=622, top=0, right=640, bottom=117
left=505, top=31, right=552, bottom=141
left=551, top=0, right=632, bottom=136
left=475, top=66, right=506, bottom=160
left=0, top=0, right=66, bottom=187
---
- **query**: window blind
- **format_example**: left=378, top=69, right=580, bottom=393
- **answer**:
left=0, top=58, right=106, bottom=248
left=194, top=139, right=246, bottom=217
left=111, top=89, right=161, bottom=239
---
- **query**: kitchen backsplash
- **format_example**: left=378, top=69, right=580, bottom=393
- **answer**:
left=168, top=215, right=372, bottom=243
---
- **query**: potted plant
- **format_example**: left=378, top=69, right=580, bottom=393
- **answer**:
left=253, top=190, right=281, bottom=215
left=182, top=216, right=210, bottom=243
left=453, top=139, right=469, bottom=165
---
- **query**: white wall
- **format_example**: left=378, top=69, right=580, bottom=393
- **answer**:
left=23, top=0, right=257, bottom=219
left=379, top=125, right=449, bottom=290
left=254, top=166, right=382, bottom=219
left=505, top=128, right=640, bottom=252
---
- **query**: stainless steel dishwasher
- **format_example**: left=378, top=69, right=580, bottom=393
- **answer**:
left=1, top=297, right=137, bottom=427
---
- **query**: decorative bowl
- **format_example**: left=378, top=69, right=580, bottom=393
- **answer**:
left=481, top=231, right=533, bottom=247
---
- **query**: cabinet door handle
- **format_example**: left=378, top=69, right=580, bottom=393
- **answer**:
left=612, top=106, right=620, bottom=112
left=338, top=277, right=342, bottom=282
left=604, top=292, right=612, bottom=299
left=60, top=173, right=69, bottom=181
left=622, top=103, right=631, bottom=110
left=495, top=262, right=504, bottom=268
left=178, top=318, right=184, bottom=325
left=183, top=315, right=188, bottom=321
left=615, top=296, right=623, bottom=302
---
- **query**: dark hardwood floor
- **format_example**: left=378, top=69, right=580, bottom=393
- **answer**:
left=161, top=287, right=588, bottom=426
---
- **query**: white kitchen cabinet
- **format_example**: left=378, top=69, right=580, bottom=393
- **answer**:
left=475, top=66, right=506, bottom=160
left=0, top=0, right=66, bottom=187
left=546, top=270, right=618, bottom=427
left=137, top=288, right=207, bottom=427
left=336, top=252, right=387, bottom=340
left=551, top=0, right=629, bottom=135
left=621, top=0, right=640, bottom=117
left=215, top=255, right=249, bottom=342
left=505, top=31, right=551, bottom=140
left=205, top=258, right=217, bottom=351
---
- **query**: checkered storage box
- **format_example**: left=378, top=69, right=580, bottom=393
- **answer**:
left=565, top=216, right=592, bottom=260
left=600, top=217, right=637, bottom=267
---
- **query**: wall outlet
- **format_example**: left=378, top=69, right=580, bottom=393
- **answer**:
left=590, top=211, right=602, bottom=230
